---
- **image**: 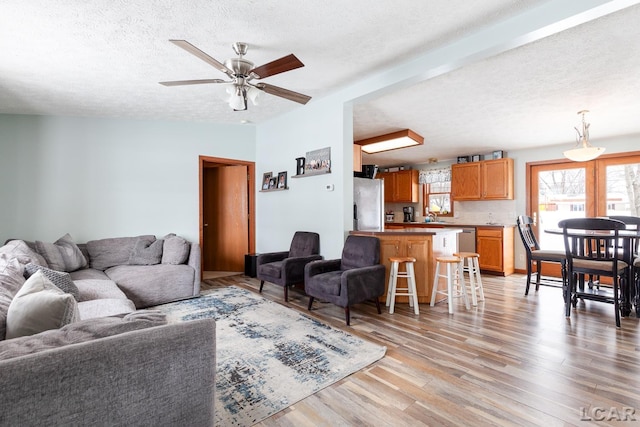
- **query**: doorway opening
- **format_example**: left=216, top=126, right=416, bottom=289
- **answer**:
left=199, top=156, right=255, bottom=281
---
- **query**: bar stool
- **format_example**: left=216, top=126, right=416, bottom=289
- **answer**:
left=430, top=256, right=470, bottom=314
left=454, top=252, right=485, bottom=306
left=386, top=256, right=419, bottom=314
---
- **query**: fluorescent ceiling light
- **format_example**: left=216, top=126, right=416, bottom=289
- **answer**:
left=355, top=129, right=424, bottom=154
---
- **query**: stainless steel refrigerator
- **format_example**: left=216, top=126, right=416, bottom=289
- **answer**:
left=353, top=177, right=385, bottom=231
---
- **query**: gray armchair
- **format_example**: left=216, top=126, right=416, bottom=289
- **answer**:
left=304, top=235, right=385, bottom=325
left=256, top=231, right=322, bottom=302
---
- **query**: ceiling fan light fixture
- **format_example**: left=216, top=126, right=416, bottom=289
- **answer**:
left=228, top=86, right=247, bottom=111
left=247, top=86, right=261, bottom=106
left=355, top=129, right=424, bottom=154
left=563, top=110, right=605, bottom=162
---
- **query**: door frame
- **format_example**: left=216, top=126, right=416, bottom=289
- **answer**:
left=199, top=155, right=256, bottom=279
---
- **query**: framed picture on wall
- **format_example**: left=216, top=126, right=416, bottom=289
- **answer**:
left=277, top=171, right=287, bottom=189
left=262, top=172, right=272, bottom=190
left=268, top=177, right=277, bottom=189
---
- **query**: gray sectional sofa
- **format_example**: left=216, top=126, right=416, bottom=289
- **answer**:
left=0, top=234, right=215, bottom=426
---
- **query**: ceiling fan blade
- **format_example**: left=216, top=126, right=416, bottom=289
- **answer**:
left=169, top=40, right=233, bottom=76
left=159, top=79, right=225, bottom=86
left=251, top=54, right=304, bottom=79
left=258, top=83, right=311, bottom=105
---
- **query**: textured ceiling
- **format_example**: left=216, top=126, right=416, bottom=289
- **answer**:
left=1, top=1, right=639, bottom=165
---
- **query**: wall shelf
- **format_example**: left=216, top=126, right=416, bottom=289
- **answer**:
left=292, top=170, right=331, bottom=178
left=260, top=187, right=288, bottom=192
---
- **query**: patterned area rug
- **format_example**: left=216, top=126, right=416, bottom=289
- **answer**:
left=151, top=286, right=386, bottom=426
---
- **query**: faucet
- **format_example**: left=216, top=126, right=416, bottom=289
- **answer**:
left=428, top=212, right=437, bottom=223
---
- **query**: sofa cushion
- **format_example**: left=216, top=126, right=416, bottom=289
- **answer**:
left=128, top=237, right=163, bottom=265
left=73, top=279, right=130, bottom=302
left=35, top=233, right=87, bottom=272
left=77, top=298, right=137, bottom=320
left=86, top=235, right=155, bottom=270
left=0, top=240, right=47, bottom=267
left=6, top=271, right=80, bottom=339
left=24, top=263, right=80, bottom=301
left=0, top=254, right=27, bottom=341
left=161, top=234, right=190, bottom=265
left=106, top=264, right=195, bottom=308
left=0, top=310, right=166, bottom=361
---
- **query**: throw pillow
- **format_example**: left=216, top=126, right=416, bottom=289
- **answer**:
left=0, top=239, right=48, bottom=267
left=0, top=254, right=27, bottom=340
left=24, top=263, right=80, bottom=301
left=128, top=237, right=163, bottom=265
left=161, top=234, right=190, bottom=265
left=35, top=233, right=87, bottom=272
left=6, top=270, right=79, bottom=339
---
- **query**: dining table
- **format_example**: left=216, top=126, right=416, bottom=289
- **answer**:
left=545, top=226, right=640, bottom=317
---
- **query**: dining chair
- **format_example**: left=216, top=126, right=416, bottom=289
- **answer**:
left=607, top=215, right=640, bottom=316
left=558, top=217, right=628, bottom=327
left=516, top=215, right=566, bottom=295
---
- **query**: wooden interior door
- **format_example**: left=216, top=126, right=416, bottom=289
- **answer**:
left=203, top=164, right=249, bottom=271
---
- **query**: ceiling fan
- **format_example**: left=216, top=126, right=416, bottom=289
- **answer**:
left=160, top=40, right=311, bottom=111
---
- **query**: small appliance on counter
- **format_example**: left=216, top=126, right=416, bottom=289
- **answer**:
left=385, top=212, right=395, bottom=222
left=403, top=206, right=415, bottom=222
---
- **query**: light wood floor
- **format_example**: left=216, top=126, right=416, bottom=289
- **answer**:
left=202, top=274, right=640, bottom=427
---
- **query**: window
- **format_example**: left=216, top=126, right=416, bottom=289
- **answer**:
left=420, top=168, right=453, bottom=217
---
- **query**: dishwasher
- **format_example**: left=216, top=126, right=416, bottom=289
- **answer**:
left=458, top=228, right=476, bottom=253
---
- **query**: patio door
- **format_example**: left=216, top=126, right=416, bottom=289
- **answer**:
left=528, top=152, right=640, bottom=276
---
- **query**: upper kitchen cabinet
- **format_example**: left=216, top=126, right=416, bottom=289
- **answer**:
left=378, top=170, right=419, bottom=203
left=451, top=158, right=514, bottom=201
left=353, top=144, right=362, bottom=172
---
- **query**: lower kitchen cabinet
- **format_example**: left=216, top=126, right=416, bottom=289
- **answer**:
left=476, top=226, right=514, bottom=276
left=375, top=232, right=456, bottom=304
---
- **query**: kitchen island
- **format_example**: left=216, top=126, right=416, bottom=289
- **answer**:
left=350, top=228, right=461, bottom=304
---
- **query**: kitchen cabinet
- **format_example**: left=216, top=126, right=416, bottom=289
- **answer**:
left=354, top=229, right=457, bottom=303
left=451, top=158, right=514, bottom=200
left=378, top=169, right=419, bottom=203
left=353, top=144, right=362, bottom=172
left=476, top=226, right=514, bottom=276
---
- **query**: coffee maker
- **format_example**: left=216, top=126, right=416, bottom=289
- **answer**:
left=403, top=206, right=415, bottom=222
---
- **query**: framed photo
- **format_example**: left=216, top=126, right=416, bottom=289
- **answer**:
left=277, top=171, right=287, bottom=189
left=471, top=154, right=481, bottom=162
left=456, top=156, right=469, bottom=164
left=262, top=172, right=272, bottom=190
left=304, top=147, right=331, bottom=174
left=492, top=150, right=504, bottom=159
left=268, top=177, right=277, bottom=189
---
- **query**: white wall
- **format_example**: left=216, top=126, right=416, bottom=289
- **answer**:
left=0, top=114, right=255, bottom=244
left=256, top=97, right=353, bottom=259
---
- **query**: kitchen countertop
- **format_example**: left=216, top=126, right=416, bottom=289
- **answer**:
left=385, top=221, right=514, bottom=228
left=351, top=227, right=462, bottom=236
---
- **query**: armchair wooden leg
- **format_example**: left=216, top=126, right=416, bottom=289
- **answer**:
left=307, top=296, right=314, bottom=311
left=259, top=280, right=265, bottom=293
left=345, top=307, right=350, bottom=326
left=374, top=298, right=382, bottom=314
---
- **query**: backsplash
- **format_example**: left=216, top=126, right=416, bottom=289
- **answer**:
left=454, top=200, right=517, bottom=225
left=385, top=200, right=517, bottom=225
